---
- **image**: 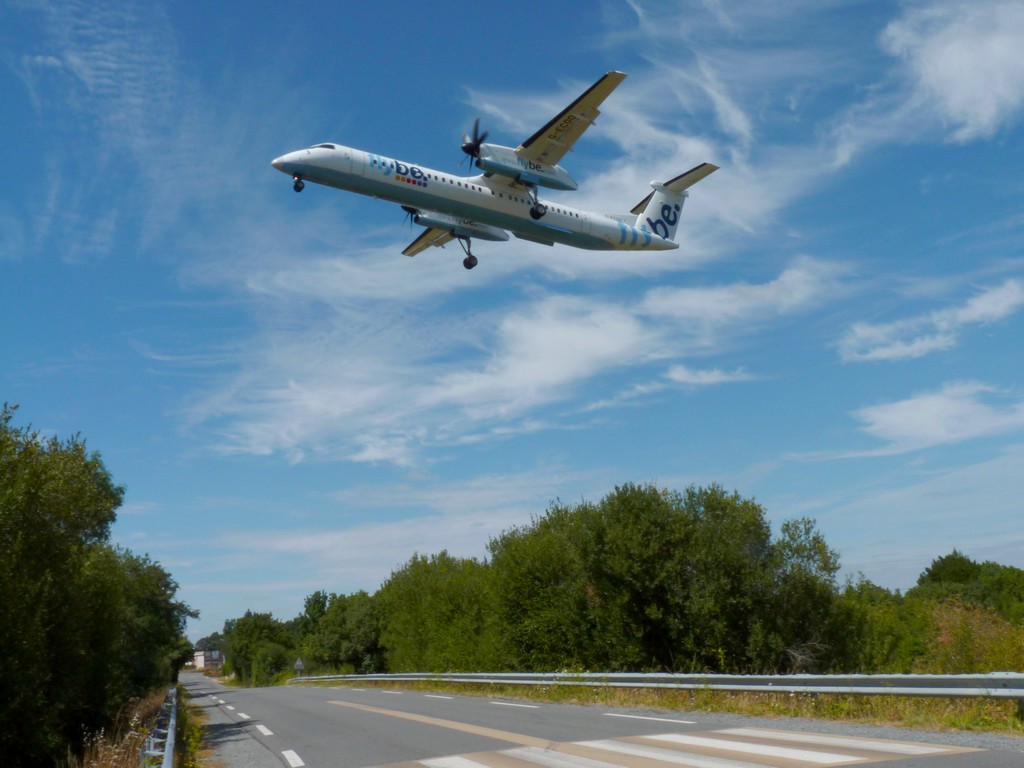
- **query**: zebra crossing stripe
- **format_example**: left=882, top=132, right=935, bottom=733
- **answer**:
left=645, top=734, right=864, bottom=764
left=719, top=728, right=947, bottom=755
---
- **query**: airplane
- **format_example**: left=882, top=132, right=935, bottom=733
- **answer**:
left=271, top=71, right=717, bottom=270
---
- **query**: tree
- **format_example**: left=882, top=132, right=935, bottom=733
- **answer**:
left=489, top=503, right=596, bottom=670
left=760, top=517, right=841, bottom=672
left=490, top=483, right=842, bottom=674
left=223, top=611, right=295, bottom=685
left=302, top=590, right=384, bottom=672
left=195, top=631, right=225, bottom=652
left=377, top=552, right=502, bottom=671
left=918, top=550, right=981, bottom=586
left=0, top=405, right=195, bottom=765
left=910, top=550, right=1024, bottom=624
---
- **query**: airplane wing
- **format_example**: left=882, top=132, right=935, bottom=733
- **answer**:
left=516, top=71, right=627, bottom=166
left=402, top=226, right=456, bottom=257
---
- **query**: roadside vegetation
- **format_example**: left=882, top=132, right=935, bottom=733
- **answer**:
left=0, top=406, right=195, bottom=766
left=209, top=483, right=1024, bottom=731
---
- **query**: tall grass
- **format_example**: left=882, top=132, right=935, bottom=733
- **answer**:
left=918, top=601, right=1024, bottom=673
left=60, top=691, right=166, bottom=768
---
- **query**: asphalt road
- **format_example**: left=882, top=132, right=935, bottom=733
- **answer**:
left=180, top=672, right=1024, bottom=768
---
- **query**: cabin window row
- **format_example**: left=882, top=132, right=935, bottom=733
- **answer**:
left=419, top=173, right=580, bottom=219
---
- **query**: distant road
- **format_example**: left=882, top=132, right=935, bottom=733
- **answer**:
left=180, top=672, right=1024, bottom=768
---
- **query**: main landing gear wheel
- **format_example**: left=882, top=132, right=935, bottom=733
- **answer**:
left=457, top=236, right=478, bottom=270
left=292, top=176, right=305, bottom=192
left=529, top=203, right=547, bottom=220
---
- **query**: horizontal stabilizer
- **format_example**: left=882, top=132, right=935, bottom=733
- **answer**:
left=631, top=162, right=719, bottom=215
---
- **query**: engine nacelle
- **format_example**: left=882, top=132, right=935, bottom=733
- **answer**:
left=413, top=211, right=509, bottom=242
left=474, top=144, right=578, bottom=191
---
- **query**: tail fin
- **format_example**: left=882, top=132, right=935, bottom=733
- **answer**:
left=632, top=162, right=718, bottom=241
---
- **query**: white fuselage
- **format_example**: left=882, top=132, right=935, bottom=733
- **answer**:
left=271, top=143, right=678, bottom=252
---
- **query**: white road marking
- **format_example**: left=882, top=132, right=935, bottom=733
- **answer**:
left=225, top=705, right=235, bottom=711
left=238, top=712, right=250, bottom=720
left=504, top=746, right=629, bottom=768
left=604, top=713, right=696, bottom=725
left=490, top=701, right=539, bottom=709
left=382, top=690, right=404, bottom=695
left=720, top=728, right=947, bottom=755
left=423, top=757, right=489, bottom=768
left=256, top=724, right=274, bottom=736
left=646, top=734, right=865, bottom=765
left=282, top=749, right=306, bottom=767
left=217, top=699, right=226, bottom=705
left=425, top=694, right=454, bottom=700
left=578, top=739, right=766, bottom=768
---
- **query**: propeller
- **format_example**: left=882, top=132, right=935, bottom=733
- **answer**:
left=401, top=205, right=418, bottom=226
left=460, top=117, right=489, bottom=161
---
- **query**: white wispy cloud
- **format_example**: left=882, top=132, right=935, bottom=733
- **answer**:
left=184, top=256, right=838, bottom=465
left=12, top=1, right=185, bottom=251
left=833, top=0, right=1024, bottom=163
left=852, top=381, right=1024, bottom=453
left=420, top=295, right=658, bottom=421
left=665, top=365, right=752, bottom=386
left=640, top=256, right=845, bottom=335
left=838, top=279, right=1024, bottom=362
left=880, top=1, right=1024, bottom=143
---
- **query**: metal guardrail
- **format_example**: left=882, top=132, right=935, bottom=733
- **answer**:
left=289, top=671, right=1024, bottom=716
left=139, top=686, right=177, bottom=768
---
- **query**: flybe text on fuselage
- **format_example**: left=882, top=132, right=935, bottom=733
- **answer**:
left=367, top=154, right=429, bottom=186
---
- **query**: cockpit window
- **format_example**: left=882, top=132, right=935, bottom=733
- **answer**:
left=315, top=143, right=337, bottom=149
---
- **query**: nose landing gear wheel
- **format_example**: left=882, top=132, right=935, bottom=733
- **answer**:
left=463, top=255, right=478, bottom=270
left=293, top=176, right=305, bottom=192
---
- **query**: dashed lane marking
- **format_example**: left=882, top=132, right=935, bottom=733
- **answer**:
left=282, top=749, right=305, bottom=767
left=491, top=702, right=540, bottom=709
left=604, top=714, right=696, bottom=725
left=256, top=724, right=274, bottom=736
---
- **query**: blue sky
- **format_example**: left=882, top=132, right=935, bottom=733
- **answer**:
left=3, top=0, right=1024, bottom=642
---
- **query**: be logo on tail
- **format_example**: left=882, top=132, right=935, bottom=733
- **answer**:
left=647, top=203, right=681, bottom=240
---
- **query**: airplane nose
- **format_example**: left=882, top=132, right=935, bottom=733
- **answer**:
left=271, top=156, right=285, bottom=171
